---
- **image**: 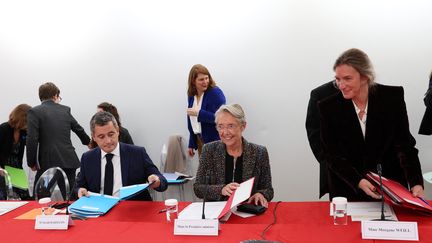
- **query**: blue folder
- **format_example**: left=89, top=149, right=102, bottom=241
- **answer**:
left=119, top=183, right=152, bottom=200
left=69, top=194, right=119, bottom=217
left=162, top=173, right=188, bottom=184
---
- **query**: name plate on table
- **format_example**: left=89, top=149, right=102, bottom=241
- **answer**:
left=35, top=215, right=74, bottom=230
left=361, top=221, right=418, bottom=241
left=174, top=219, right=219, bottom=236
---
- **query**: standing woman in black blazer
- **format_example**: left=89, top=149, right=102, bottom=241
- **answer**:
left=318, top=48, right=424, bottom=201
left=0, top=104, right=32, bottom=199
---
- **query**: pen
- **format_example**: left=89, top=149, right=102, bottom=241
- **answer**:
left=158, top=208, right=167, bottom=214
left=418, top=197, right=431, bottom=206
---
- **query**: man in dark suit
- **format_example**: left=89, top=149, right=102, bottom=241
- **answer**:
left=305, top=80, right=339, bottom=198
left=76, top=111, right=167, bottom=200
left=27, top=82, right=91, bottom=197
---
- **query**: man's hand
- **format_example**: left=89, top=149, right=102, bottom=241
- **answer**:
left=221, top=182, right=240, bottom=197
left=78, top=188, right=90, bottom=198
left=247, top=192, right=268, bottom=208
left=358, top=179, right=381, bottom=199
left=148, top=174, right=161, bottom=189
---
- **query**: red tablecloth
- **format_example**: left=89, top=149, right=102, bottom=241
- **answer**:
left=0, top=201, right=431, bottom=243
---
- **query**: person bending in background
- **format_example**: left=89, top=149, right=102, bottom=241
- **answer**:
left=194, top=104, right=273, bottom=207
left=0, top=104, right=32, bottom=200
left=305, top=81, right=339, bottom=199
left=90, top=102, right=134, bottom=148
left=187, top=64, right=226, bottom=157
left=26, top=82, right=91, bottom=198
left=419, top=70, right=432, bottom=135
left=318, top=48, right=424, bottom=201
left=76, top=111, right=167, bottom=200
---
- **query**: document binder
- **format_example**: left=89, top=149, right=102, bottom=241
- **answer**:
left=366, top=172, right=432, bottom=214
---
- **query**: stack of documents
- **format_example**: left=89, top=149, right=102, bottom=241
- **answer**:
left=69, top=193, right=120, bottom=217
left=366, top=172, right=432, bottom=214
left=163, top=172, right=194, bottom=184
left=69, top=183, right=152, bottom=217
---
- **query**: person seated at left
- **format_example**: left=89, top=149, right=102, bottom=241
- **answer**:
left=76, top=111, right=167, bottom=200
left=193, top=104, right=273, bottom=207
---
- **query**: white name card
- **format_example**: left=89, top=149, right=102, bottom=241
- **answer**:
left=361, top=221, right=418, bottom=241
left=174, top=219, right=219, bottom=236
left=35, top=215, right=74, bottom=230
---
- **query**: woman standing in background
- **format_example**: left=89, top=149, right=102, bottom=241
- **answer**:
left=0, top=104, right=32, bottom=200
left=187, top=64, right=226, bottom=157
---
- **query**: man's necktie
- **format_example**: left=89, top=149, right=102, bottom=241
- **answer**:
left=104, top=153, right=114, bottom=195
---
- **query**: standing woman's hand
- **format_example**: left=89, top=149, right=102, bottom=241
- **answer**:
left=358, top=179, right=381, bottom=199
left=411, top=185, right=425, bottom=198
left=187, top=107, right=199, bottom=117
left=188, top=148, right=195, bottom=157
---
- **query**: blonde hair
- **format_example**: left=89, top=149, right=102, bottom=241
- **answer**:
left=215, top=104, right=246, bottom=125
left=334, top=48, right=376, bottom=87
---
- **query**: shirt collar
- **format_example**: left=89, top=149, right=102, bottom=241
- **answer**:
left=352, top=100, right=368, bottom=114
left=101, top=142, right=120, bottom=159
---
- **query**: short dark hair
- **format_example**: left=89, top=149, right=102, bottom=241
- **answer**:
left=39, top=82, right=60, bottom=101
left=90, top=111, right=119, bottom=135
left=97, top=102, right=121, bottom=126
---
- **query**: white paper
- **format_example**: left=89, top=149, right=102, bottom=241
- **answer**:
left=329, top=202, right=398, bottom=221
left=231, top=178, right=254, bottom=208
left=0, top=201, right=28, bottom=216
left=362, top=221, right=418, bottom=241
left=178, top=202, right=225, bottom=220
left=174, top=219, right=219, bottom=236
left=35, top=215, right=74, bottom=230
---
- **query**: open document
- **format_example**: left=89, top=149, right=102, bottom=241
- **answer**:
left=178, top=201, right=226, bottom=220
left=178, top=177, right=255, bottom=221
left=348, top=202, right=397, bottom=221
left=0, top=201, right=28, bottom=216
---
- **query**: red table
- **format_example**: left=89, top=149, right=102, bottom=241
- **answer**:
left=0, top=201, right=431, bottom=243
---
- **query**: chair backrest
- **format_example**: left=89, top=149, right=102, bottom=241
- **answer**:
left=0, top=168, right=20, bottom=200
left=34, top=167, right=70, bottom=201
left=161, top=135, right=191, bottom=175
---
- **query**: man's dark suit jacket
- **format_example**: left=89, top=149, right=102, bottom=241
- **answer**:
left=26, top=100, right=90, bottom=170
left=76, top=143, right=168, bottom=201
left=187, top=86, right=226, bottom=150
left=318, top=84, right=423, bottom=201
left=305, top=81, right=339, bottom=198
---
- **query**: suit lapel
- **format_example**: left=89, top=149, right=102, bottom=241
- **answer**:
left=93, top=148, right=102, bottom=191
left=340, top=97, right=365, bottom=148
left=119, top=143, right=129, bottom=185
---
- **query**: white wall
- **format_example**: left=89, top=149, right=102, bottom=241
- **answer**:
left=1, top=0, right=432, bottom=201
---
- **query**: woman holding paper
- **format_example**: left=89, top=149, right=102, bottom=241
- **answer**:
left=318, top=48, right=424, bottom=201
left=0, top=104, right=32, bottom=200
left=193, top=104, right=273, bottom=207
